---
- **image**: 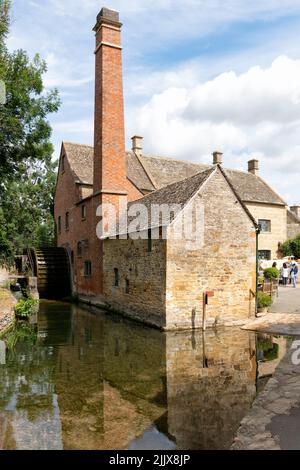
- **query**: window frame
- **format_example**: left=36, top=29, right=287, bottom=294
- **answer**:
left=65, top=212, right=69, bottom=231
left=114, top=268, right=119, bottom=288
left=84, top=260, right=92, bottom=278
left=258, top=250, right=271, bottom=261
left=77, top=241, right=83, bottom=257
left=258, top=219, right=271, bottom=233
left=81, top=204, right=86, bottom=221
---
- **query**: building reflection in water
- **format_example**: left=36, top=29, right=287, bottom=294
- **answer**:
left=0, top=302, right=286, bottom=450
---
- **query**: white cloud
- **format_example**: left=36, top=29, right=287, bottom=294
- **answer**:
left=129, top=55, right=300, bottom=204
left=9, top=1, right=300, bottom=204
left=52, top=119, right=93, bottom=134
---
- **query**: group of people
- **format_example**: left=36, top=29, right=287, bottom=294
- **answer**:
left=280, top=261, right=299, bottom=288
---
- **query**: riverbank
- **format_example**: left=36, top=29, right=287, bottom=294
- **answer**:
left=0, top=287, right=16, bottom=336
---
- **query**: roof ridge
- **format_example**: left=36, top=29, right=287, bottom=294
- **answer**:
left=63, top=141, right=93, bottom=148
left=131, top=166, right=216, bottom=206
left=218, top=165, right=258, bottom=229
left=142, top=153, right=209, bottom=165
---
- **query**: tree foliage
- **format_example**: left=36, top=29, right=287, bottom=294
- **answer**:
left=281, top=235, right=300, bottom=260
left=0, top=1, right=60, bottom=264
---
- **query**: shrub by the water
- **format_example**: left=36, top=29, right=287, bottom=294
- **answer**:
left=258, top=291, right=272, bottom=309
left=14, top=298, right=38, bottom=319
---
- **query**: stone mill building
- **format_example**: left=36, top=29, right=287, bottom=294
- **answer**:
left=54, top=7, right=299, bottom=330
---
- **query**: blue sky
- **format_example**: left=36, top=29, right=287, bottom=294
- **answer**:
left=7, top=0, right=300, bottom=203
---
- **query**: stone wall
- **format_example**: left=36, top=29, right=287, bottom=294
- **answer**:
left=55, top=151, right=143, bottom=299
left=103, top=237, right=167, bottom=328
left=245, top=202, right=287, bottom=259
left=166, top=170, right=257, bottom=330
left=54, top=153, right=103, bottom=297
left=0, top=288, right=16, bottom=335
left=287, top=210, right=300, bottom=240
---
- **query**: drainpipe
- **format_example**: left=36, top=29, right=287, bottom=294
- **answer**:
left=255, top=226, right=261, bottom=317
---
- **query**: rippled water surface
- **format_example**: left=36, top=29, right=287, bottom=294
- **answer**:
left=0, top=302, right=290, bottom=450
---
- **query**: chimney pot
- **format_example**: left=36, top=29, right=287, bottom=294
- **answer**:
left=213, top=151, right=223, bottom=165
left=248, top=159, right=259, bottom=175
left=132, top=136, right=143, bottom=157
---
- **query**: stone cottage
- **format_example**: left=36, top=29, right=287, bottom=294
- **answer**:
left=54, top=7, right=298, bottom=329
left=102, top=165, right=257, bottom=330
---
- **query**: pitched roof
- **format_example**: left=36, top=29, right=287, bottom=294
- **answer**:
left=61, top=142, right=286, bottom=206
left=63, top=142, right=93, bottom=185
left=224, top=169, right=285, bottom=205
left=287, top=209, right=300, bottom=225
left=110, top=165, right=257, bottom=236
left=127, top=167, right=215, bottom=231
left=110, top=168, right=215, bottom=237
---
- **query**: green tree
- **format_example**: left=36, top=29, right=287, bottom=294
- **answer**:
left=0, top=1, right=60, bottom=264
left=281, top=235, right=300, bottom=259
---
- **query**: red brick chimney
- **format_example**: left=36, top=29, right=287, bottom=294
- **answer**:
left=93, top=8, right=127, bottom=197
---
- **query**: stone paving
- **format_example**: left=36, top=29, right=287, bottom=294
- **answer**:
left=243, top=286, right=300, bottom=336
left=232, top=345, right=300, bottom=450
left=233, top=285, right=300, bottom=450
left=269, top=286, right=300, bottom=314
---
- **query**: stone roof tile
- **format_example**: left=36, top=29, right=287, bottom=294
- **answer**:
left=62, top=142, right=286, bottom=206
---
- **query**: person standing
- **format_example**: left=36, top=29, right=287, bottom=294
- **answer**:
left=290, top=262, right=299, bottom=288
left=282, top=263, right=289, bottom=287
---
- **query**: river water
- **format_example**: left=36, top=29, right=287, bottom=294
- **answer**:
left=0, top=301, right=290, bottom=450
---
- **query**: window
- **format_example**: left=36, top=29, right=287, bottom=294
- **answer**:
left=65, top=212, right=69, bottom=231
left=148, top=228, right=152, bottom=252
left=70, top=251, right=74, bottom=265
left=259, top=219, right=271, bottom=233
left=62, top=155, right=65, bottom=172
left=81, top=205, right=86, bottom=220
left=58, top=216, right=61, bottom=234
left=77, top=241, right=82, bottom=257
left=125, top=279, right=130, bottom=294
left=84, top=261, right=92, bottom=277
left=259, top=250, right=271, bottom=261
left=114, top=268, right=119, bottom=287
